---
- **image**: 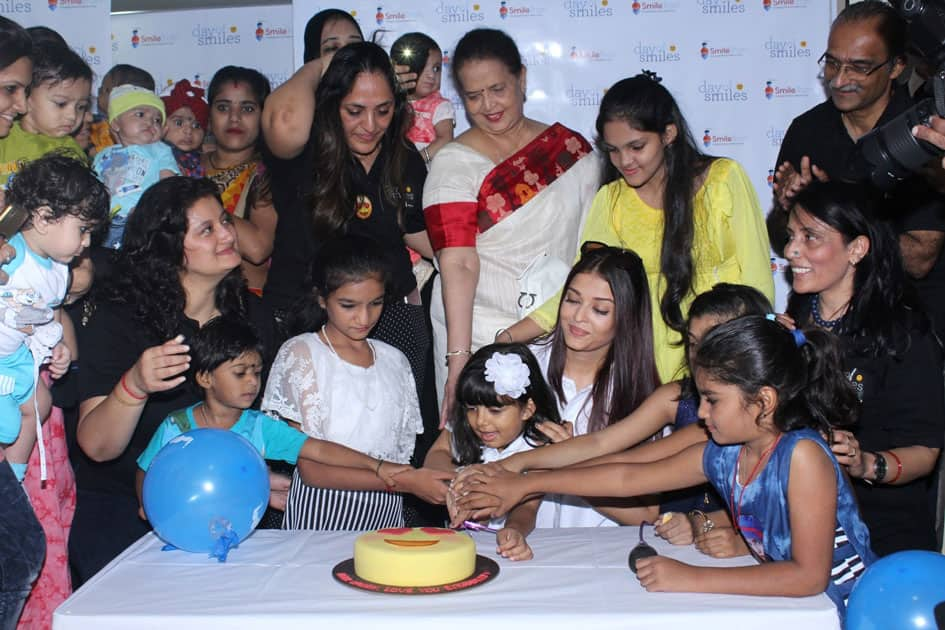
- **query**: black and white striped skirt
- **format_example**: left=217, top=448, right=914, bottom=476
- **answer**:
left=282, top=468, right=405, bottom=531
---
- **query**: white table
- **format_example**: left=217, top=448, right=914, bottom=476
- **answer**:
left=54, top=527, right=840, bottom=629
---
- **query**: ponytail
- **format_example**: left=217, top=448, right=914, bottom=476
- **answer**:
left=694, top=316, right=857, bottom=435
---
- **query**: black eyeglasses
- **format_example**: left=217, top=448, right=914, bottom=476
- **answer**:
left=817, top=52, right=892, bottom=78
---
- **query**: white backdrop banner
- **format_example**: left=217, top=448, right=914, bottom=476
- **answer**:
left=1, top=0, right=112, bottom=91
left=111, top=5, right=295, bottom=95
left=292, top=1, right=836, bottom=309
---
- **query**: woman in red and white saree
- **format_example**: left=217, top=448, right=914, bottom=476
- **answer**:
left=423, top=28, right=599, bottom=420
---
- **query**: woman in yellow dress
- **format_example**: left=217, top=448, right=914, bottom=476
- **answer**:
left=509, top=74, right=774, bottom=382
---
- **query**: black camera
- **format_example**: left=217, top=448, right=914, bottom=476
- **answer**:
left=857, top=0, right=945, bottom=190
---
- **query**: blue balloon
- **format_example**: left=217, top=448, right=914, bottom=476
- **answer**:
left=143, top=428, right=269, bottom=559
left=846, top=550, right=945, bottom=630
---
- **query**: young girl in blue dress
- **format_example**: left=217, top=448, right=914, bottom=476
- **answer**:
left=457, top=315, right=875, bottom=617
left=449, top=342, right=563, bottom=561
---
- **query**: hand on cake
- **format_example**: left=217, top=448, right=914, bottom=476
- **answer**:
left=453, top=469, right=529, bottom=521
left=453, top=461, right=513, bottom=485
left=496, top=527, right=533, bottom=561
left=388, top=467, right=454, bottom=504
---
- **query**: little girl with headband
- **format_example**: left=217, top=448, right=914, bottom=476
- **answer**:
left=448, top=342, right=565, bottom=561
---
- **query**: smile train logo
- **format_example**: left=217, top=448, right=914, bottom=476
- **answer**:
left=131, top=29, right=140, bottom=48
left=500, top=0, right=508, bottom=18
left=48, top=0, right=58, bottom=9
left=255, top=22, right=264, bottom=40
left=702, top=129, right=712, bottom=147
left=376, top=6, right=384, bottom=24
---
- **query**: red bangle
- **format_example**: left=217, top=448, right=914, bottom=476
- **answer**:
left=120, top=373, right=147, bottom=401
left=885, top=450, right=903, bottom=484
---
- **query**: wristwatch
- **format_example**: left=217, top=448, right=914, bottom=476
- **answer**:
left=873, top=451, right=888, bottom=482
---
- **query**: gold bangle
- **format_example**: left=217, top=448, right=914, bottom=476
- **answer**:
left=444, top=349, right=472, bottom=364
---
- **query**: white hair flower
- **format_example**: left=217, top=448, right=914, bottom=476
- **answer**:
left=484, top=352, right=531, bottom=399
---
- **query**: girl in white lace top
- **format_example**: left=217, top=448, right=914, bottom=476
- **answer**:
left=261, top=237, right=452, bottom=529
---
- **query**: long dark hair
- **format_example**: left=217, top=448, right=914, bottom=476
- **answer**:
left=92, top=177, right=246, bottom=341
left=785, top=181, right=916, bottom=358
left=540, top=246, right=659, bottom=433
left=302, top=9, right=363, bottom=63
left=596, top=74, right=712, bottom=334
left=450, top=343, right=562, bottom=466
left=310, top=42, right=411, bottom=238
left=0, top=16, right=31, bottom=70
left=694, top=316, right=858, bottom=437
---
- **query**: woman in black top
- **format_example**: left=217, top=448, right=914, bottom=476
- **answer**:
left=70, top=177, right=278, bottom=582
left=784, top=181, right=943, bottom=556
left=263, top=42, right=445, bottom=523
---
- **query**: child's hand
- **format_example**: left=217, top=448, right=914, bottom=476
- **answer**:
left=654, top=512, right=694, bottom=546
left=694, top=526, right=749, bottom=559
left=635, top=556, right=696, bottom=592
left=454, top=469, right=527, bottom=521
left=496, top=527, right=533, bottom=561
left=454, top=461, right=511, bottom=484
left=48, top=342, right=71, bottom=378
left=536, top=420, right=574, bottom=443
left=268, top=470, right=291, bottom=512
left=392, top=467, right=454, bottom=504
left=377, top=461, right=412, bottom=488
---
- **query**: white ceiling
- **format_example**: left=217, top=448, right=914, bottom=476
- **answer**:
left=112, top=0, right=287, bottom=12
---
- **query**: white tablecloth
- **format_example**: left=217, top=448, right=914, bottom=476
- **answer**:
left=54, top=527, right=840, bottom=630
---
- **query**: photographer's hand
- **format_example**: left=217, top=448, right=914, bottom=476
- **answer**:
left=914, top=116, right=945, bottom=166
left=772, top=156, right=828, bottom=209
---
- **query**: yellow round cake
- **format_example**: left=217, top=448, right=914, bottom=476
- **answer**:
left=353, top=527, right=476, bottom=586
